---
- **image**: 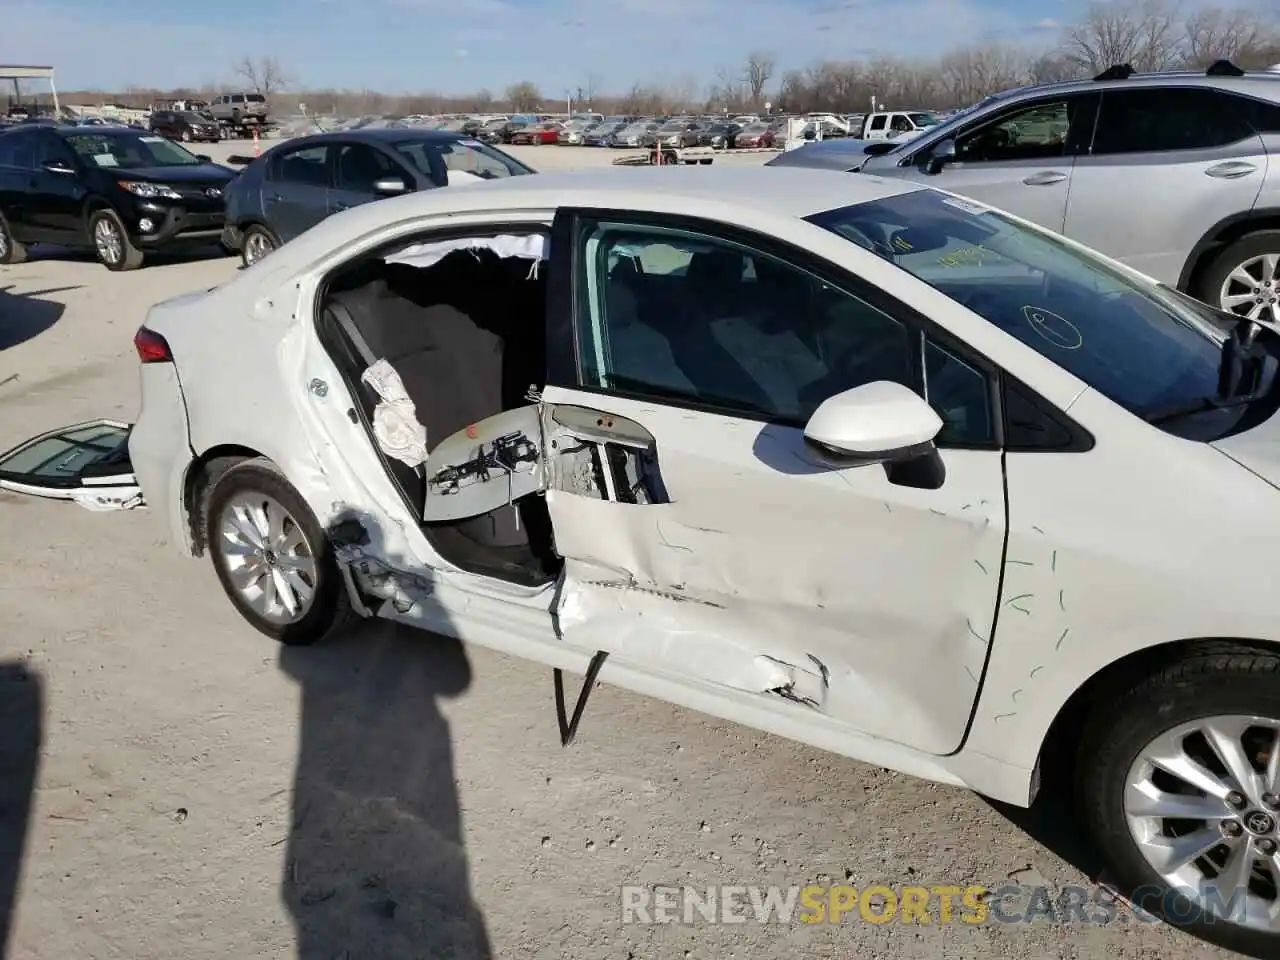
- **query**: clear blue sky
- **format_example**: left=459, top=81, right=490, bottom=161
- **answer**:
left=2, top=0, right=1154, bottom=93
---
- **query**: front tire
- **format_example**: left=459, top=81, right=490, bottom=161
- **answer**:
left=205, top=459, right=351, bottom=646
left=89, top=209, right=144, bottom=271
left=1197, top=230, right=1280, bottom=324
left=240, top=224, right=278, bottom=267
left=0, top=211, right=28, bottom=264
left=1078, top=647, right=1280, bottom=956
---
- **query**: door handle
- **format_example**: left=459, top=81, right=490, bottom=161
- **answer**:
left=332, top=202, right=350, bottom=211
left=1205, top=161, right=1257, bottom=179
left=1022, top=171, right=1067, bottom=185
left=265, top=193, right=281, bottom=204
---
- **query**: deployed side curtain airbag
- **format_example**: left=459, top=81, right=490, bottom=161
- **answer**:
left=384, top=233, right=549, bottom=270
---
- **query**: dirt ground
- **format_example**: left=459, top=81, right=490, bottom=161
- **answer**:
left=0, top=142, right=1242, bottom=959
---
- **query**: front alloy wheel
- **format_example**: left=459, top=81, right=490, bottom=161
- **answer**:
left=1125, top=715, right=1280, bottom=930
left=1079, top=646, right=1280, bottom=955
left=89, top=210, right=144, bottom=271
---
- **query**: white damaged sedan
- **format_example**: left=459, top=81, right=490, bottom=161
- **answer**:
left=6, top=167, right=1280, bottom=952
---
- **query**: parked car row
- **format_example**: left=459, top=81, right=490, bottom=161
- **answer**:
left=0, top=123, right=532, bottom=271
left=8, top=160, right=1280, bottom=960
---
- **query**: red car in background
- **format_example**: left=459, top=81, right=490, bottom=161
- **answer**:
left=510, top=121, right=563, bottom=145
left=735, top=122, right=775, bottom=148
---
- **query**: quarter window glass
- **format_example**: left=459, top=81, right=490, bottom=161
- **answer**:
left=957, top=100, right=1073, bottom=163
left=1091, top=88, right=1255, bottom=154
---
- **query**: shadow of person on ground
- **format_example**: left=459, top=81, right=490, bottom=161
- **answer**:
left=0, top=661, right=43, bottom=957
left=278, top=616, right=491, bottom=959
left=0, top=285, right=75, bottom=350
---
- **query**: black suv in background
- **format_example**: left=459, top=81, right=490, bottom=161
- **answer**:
left=150, top=110, right=221, bottom=143
left=0, top=125, right=237, bottom=270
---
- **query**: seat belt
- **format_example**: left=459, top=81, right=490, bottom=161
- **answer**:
left=326, top=301, right=378, bottom=367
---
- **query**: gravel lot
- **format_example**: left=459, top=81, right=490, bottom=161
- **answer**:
left=0, top=140, right=1241, bottom=960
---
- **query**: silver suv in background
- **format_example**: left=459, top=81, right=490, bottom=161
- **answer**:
left=770, top=63, right=1280, bottom=322
left=209, top=92, right=269, bottom=130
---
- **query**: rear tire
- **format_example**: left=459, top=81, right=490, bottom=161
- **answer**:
left=0, top=212, right=28, bottom=264
left=1196, top=230, right=1280, bottom=324
left=205, top=458, right=353, bottom=646
left=89, top=209, right=144, bottom=271
left=1077, top=646, right=1280, bottom=956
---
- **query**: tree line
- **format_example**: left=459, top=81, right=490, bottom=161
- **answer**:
left=31, top=1, right=1280, bottom=118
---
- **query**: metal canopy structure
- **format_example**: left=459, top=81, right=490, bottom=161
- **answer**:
left=1, top=65, right=59, bottom=114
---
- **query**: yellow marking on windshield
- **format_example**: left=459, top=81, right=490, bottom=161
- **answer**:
left=936, top=244, right=1001, bottom=268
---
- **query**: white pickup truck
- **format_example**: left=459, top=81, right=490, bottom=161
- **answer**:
left=858, top=110, right=943, bottom=141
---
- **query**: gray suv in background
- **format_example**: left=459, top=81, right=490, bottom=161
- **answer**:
left=771, top=64, right=1280, bottom=322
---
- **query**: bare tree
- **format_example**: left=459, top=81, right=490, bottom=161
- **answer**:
left=1063, top=0, right=1182, bottom=74
left=583, top=72, right=601, bottom=107
left=1183, top=8, right=1271, bottom=67
left=504, top=81, right=542, bottom=112
left=233, top=55, right=292, bottom=96
left=1028, top=53, right=1082, bottom=85
left=743, top=52, right=775, bottom=105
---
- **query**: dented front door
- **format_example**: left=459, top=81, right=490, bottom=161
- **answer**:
left=537, top=384, right=1007, bottom=758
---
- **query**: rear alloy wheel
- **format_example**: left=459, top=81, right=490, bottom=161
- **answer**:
left=0, top=212, right=28, bottom=264
left=205, top=459, right=351, bottom=645
left=1199, top=231, right=1280, bottom=324
left=89, top=209, right=144, bottom=271
left=240, top=225, right=277, bottom=267
left=1079, top=648, right=1280, bottom=955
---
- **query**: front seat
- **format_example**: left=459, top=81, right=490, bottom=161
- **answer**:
left=654, top=250, right=773, bottom=412
left=599, top=256, right=696, bottom=395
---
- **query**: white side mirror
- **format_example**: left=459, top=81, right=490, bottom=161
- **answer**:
left=804, top=381, right=942, bottom=460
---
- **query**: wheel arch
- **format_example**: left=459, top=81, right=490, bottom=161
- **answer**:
left=1177, top=208, right=1280, bottom=295
left=1035, top=636, right=1280, bottom=794
left=183, top=443, right=268, bottom=555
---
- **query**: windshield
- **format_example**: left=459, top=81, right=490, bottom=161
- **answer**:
left=909, top=112, right=941, bottom=127
left=741, top=123, right=769, bottom=134
left=808, top=189, right=1280, bottom=439
left=658, top=122, right=685, bottom=132
left=179, top=112, right=208, bottom=123
left=393, top=137, right=533, bottom=181
left=64, top=132, right=204, bottom=168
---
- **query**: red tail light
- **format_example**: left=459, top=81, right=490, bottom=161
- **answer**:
left=134, top=325, right=173, bottom=363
